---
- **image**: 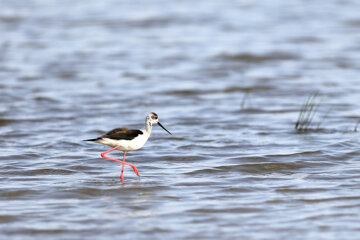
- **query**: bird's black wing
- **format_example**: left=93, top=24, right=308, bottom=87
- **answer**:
left=104, top=128, right=129, bottom=136
left=102, top=128, right=143, bottom=140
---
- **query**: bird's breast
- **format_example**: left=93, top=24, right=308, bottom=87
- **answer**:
left=125, top=134, right=149, bottom=150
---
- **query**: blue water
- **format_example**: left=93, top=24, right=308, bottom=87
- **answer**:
left=1, top=0, right=360, bottom=239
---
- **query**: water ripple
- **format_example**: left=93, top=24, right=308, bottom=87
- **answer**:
left=1, top=0, right=360, bottom=239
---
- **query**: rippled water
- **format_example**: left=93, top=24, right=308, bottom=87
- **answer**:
left=1, top=0, right=360, bottom=239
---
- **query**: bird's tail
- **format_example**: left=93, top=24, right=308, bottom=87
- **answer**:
left=83, top=138, right=99, bottom=142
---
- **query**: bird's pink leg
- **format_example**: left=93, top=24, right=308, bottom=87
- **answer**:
left=120, top=152, right=126, bottom=181
left=100, top=146, right=140, bottom=177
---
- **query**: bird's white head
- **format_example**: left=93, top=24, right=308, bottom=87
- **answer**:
left=146, top=112, right=172, bottom=135
left=147, top=112, right=159, bottom=125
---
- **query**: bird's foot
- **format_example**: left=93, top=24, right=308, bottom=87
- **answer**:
left=132, top=165, right=140, bottom=176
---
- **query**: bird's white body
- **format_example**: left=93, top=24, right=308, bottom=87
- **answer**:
left=97, top=130, right=150, bottom=151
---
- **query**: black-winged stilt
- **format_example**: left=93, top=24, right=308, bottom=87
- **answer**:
left=85, top=112, right=171, bottom=181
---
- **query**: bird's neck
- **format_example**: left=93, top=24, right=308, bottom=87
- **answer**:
left=145, top=120, right=153, bottom=134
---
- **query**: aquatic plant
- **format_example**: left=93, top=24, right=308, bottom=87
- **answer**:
left=295, top=93, right=329, bottom=132
left=354, top=120, right=360, bottom=132
left=240, top=92, right=250, bottom=110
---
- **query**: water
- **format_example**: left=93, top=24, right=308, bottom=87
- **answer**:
left=1, top=0, right=360, bottom=239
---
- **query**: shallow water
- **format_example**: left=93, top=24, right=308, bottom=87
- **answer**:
left=1, top=0, right=360, bottom=239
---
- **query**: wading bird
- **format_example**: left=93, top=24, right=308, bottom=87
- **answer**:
left=85, top=112, right=171, bottom=181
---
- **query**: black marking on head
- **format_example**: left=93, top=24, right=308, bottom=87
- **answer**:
left=151, top=112, right=158, bottom=120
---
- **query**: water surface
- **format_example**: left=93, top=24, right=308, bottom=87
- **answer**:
left=1, top=0, right=360, bottom=239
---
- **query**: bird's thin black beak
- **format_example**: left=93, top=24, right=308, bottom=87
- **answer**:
left=158, top=122, right=172, bottom=135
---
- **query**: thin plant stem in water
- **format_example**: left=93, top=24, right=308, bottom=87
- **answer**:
left=240, top=92, right=250, bottom=110
left=295, top=93, right=320, bottom=132
left=354, top=120, right=360, bottom=132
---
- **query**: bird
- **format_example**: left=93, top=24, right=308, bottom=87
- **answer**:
left=85, top=112, right=171, bottom=181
